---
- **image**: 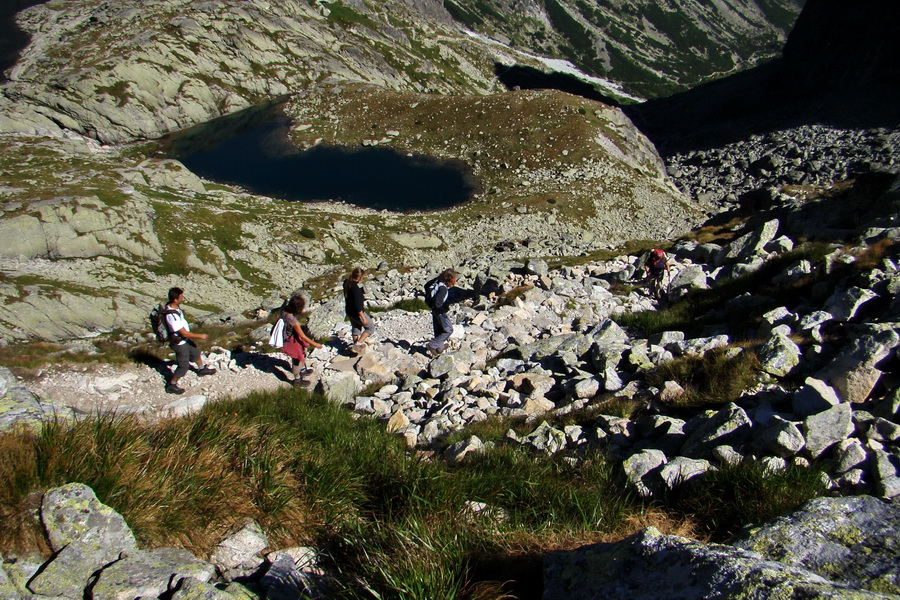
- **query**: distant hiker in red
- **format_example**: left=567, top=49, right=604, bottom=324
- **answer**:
left=163, top=287, right=216, bottom=395
left=644, top=249, right=671, bottom=300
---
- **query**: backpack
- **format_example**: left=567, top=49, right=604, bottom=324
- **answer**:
left=647, top=249, right=666, bottom=270
left=149, top=303, right=175, bottom=343
left=269, top=318, right=286, bottom=349
left=423, top=277, right=441, bottom=308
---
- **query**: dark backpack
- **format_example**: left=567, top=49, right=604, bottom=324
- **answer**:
left=423, top=277, right=441, bottom=308
left=149, top=303, right=175, bottom=343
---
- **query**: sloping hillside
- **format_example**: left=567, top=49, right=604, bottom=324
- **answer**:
left=445, top=0, right=804, bottom=98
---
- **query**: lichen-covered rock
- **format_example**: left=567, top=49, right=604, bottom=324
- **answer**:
left=91, top=548, right=215, bottom=600
left=803, top=404, right=854, bottom=458
left=0, top=558, right=20, bottom=600
left=29, top=484, right=139, bottom=597
left=318, top=371, right=361, bottom=406
left=758, top=332, right=802, bottom=377
left=622, top=449, right=667, bottom=497
left=0, top=368, right=74, bottom=433
left=681, top=403, right=752, bottom=459
left=823, top=287, right=879, bottom=321
left=543, top=526, right=891, bottom=600
left=41, top=483, right=137, bottom=553
left=658, top=456, right=713, bottom=489
left=210, top=519, right=268, bottom=573
left=732, top=496, right=900, bottom=595
left=752, top=415, right=806, bottom=458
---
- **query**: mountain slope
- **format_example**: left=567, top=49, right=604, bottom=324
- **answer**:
left=445, top=0, right=804, bottom=99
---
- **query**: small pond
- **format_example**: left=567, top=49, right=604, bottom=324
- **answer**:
left=1, top=1, right=51, bottom=81
left=161, top=101, right=480, bottom=212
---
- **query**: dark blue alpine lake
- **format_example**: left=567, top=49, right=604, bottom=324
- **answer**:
left=163, top=103, right=479, bottom=212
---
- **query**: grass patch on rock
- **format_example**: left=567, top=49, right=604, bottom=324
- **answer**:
left=646, top=346, right=761, bottom=409
left=662, top=459, right=827, bottom=540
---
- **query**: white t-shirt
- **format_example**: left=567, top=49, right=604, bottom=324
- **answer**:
left=164, top=307, right=189, bottom=345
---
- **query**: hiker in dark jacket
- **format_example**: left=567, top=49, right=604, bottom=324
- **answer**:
left=425, top=268, right=467, bottom=357
left=343, top=266, right=375, bottom=354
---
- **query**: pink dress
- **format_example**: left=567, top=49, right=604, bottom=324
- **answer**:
left=280, top=312, right=309, bottom=361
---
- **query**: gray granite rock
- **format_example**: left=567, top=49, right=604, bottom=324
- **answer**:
left=733, top=496, right=900, bottom=595
left=91, top=548, right=215, bottom=600
left=544, top=526, right=889, bottom=600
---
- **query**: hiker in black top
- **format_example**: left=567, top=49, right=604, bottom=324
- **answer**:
left=425, top=268, right=465, bottom=357
left=163, top=287, right=216, bottom=395
left=343, top=266, right=375, bottom=355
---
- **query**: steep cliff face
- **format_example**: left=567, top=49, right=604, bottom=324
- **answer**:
left=443, top=0, right=805, bottom=99
left=623, top=0, right=900, bottom=152
left=777, top=0, right=900, bottom=96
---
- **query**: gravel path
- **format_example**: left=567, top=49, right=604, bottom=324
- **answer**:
left=24, top=310, right=437, bottom=418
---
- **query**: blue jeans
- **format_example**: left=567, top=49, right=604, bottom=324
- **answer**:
left=428, top=312, right=453, bottom=351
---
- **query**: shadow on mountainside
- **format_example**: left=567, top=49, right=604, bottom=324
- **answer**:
left=494, top=62, right=621, bottom=106
left=622, top=65, right=900, bottom=157
left=624, top=0, right=900, bottom=156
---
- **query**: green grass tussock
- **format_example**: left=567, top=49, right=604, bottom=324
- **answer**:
left=663, top=459, right=827, bottom=540
left=646, top=346, right=762, bottom=408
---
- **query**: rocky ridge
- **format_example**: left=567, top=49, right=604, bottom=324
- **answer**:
left=0, top=0, right=719, bottom=343
left=1, top=0, right=512, bottom=143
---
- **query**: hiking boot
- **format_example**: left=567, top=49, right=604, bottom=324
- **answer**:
left=351, top=344, right=366, bottom=355
left=291, top=378, right=311, bottom=387
left=299, top=367, right=313, bottom=377
left=425, top=346, right=442, bottom=358
left=197, top=367, right=216, bottom=376
left=165, top=383, right=185, bottom=395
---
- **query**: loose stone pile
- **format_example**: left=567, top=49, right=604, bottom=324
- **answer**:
left=262, top=206, right=897, bottom=503
left=665, top=123, right=900, bottom=213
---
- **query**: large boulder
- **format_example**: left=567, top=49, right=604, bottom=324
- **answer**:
left=30, top=483, right=138, bottom=598
left=543, top=526, right=890, bottom=600
left=733, top=496, right=900, bottom=595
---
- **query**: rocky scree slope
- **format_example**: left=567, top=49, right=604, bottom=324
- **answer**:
left=3, top=202, right=900, bottom=599
left=7, top=177, right=900, bottom=506
left=445, top=0, right=803, bottom=99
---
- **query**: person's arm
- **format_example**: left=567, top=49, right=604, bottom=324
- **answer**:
left=292, top=322, right=322, bottom=349
left=176, top=327, right=207, bottom=341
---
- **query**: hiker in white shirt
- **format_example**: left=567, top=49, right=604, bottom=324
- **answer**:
left=163, top=287, right=215, bottom=394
